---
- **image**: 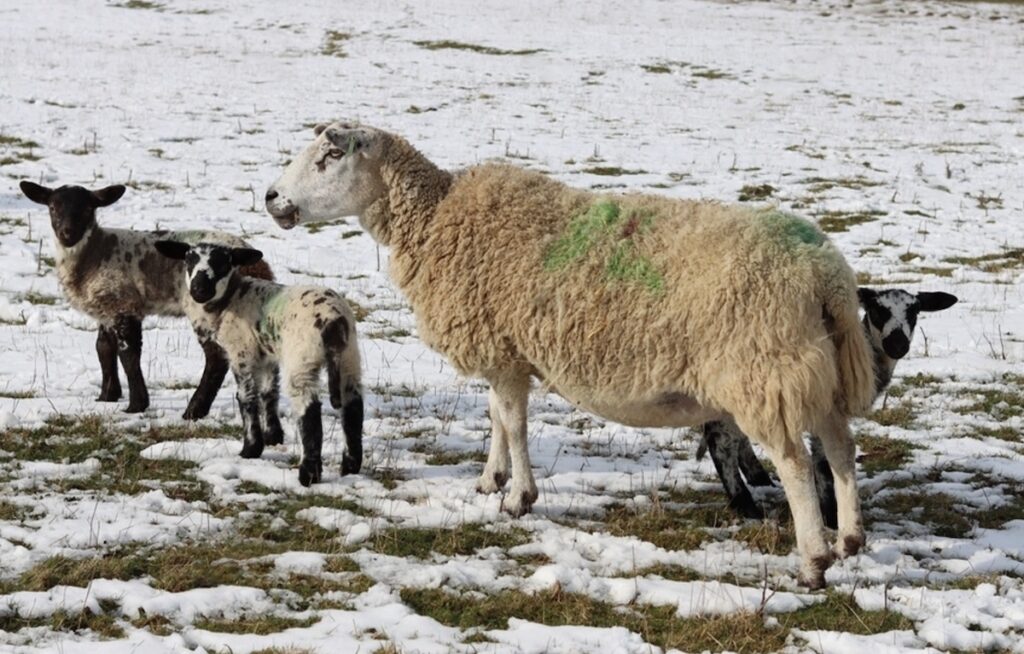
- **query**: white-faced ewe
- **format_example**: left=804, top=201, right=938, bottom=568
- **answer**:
left=154, top=241, right=363, bottom=485
left=264, top=122, right=877, bottom=588
left=19, top=181, right=273, bottom=416
left=699, top=287, right=958, bottom=525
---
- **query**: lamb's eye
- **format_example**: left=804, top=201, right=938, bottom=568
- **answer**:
left=328, top=148, right=344, bottom=159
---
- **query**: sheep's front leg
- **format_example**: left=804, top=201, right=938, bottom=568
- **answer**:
left=286, top=370, right=323, bottom=487
left=258, top=367, right=285, bottom=446
left=477, top=388, right=511, bottom=494
left=183, top=333, right=230, bottom=421
left=814, top=412, right=863, bottom=558
left=95, top=325, right=122, bottom=402
left=339, top=384, right=363, bottom=476
left=114, top=315, right=148, bottom=413
left=702, top=421, right=763, bottom=520
left=235, top=363, right=264, bottom=459
left=489, top=374, right=536, bottom=517
left=757, top=434, right=832, bottom=589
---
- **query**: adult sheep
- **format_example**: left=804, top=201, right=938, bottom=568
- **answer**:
left=264, top=122, right=876, bottom=588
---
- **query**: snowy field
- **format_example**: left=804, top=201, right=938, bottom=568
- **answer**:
left=1, top=0, right=1024, bottom=652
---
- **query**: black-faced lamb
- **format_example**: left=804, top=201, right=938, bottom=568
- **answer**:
left=701, top=287, right=958, bottom=524
left=262, top=122, right=878, bottom=588
left=19, top=181, right=274, bottom=417
left=154, top=241, right=363, bottom=485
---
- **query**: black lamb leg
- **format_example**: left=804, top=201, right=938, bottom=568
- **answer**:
left=737, top=437, right=775, bottom=487
left=237, top=377, right=265, bottom=459
left=297, top=399, right=323, bottom=486
left=114, top=315, right=148, bottom=413
left=809, top=436, right=838, bottom=529
left=702, top=421, right=764, bottom=520
left=340, top=387, right=363, bottom=475
left=95, top=325, right=122, bottom=402
left=183, top=337, right=230, bottom=420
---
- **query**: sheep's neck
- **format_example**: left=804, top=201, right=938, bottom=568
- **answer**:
left=379, top=135, right=453, bottom=258
left=863, top=316, right=897, bottom=400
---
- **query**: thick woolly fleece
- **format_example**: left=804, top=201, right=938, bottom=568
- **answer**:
left=377, top=136, right=874, bottom=453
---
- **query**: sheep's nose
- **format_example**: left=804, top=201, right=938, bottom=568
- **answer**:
left=265, top=189, right=279, bottom=202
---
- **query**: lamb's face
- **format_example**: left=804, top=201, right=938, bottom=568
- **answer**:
left=20, top=181, right=125, bottom=247
left=154, top=241, right=263, bottom=306
left=858, top=287, right=958, bottom=359
left=265, top=122, right=386, bottom=229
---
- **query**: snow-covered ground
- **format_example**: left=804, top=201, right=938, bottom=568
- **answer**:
left=1, top=0, right=1023, bottom=652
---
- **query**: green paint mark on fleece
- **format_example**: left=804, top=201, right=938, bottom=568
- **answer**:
left=170, top=230, right=210, bottom=245
left=758, top=210, right=825, bottom=247
left=258, top=291, right=289, bottom=341
left=544, top=199, right=665, bottom=293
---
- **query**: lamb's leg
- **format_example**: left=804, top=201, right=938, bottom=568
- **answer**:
left=814, top=412, right=864, bottom=559
left=95, top=325, right=122, bottom=402
left=489, top=374, right=536, bottom=517
left=809, top=436, right=838, bottom=530
left=339, top=384, right=363, bottom=476
left=702, top=421, right=764, bottom=520
left=236, top=366, right=264, bottom=459
left=287, top=370, right=323, bottom=487
left=738, top=437, right=774, bottom=488
left=258, top=367, right=285, bottom=446
left=758, top=434, right=832, bottom=589
left=477, top=387, right=511, bottom=494
left=114, top=315, right=148, bottom=413
left=183, top=335, right=230, bottom=420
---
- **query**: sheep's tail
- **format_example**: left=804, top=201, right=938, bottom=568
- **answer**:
left=240, top=260, right=274, bottom=282
left=820, top=253, right=874, bottom=417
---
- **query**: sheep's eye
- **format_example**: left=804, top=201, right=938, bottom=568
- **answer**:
left=315, top=148, right=345, bottom=172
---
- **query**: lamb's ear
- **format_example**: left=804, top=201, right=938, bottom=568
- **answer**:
left=324, top=126, right=375, bottom=156
left=917, top=291, right=958, bottom=312
left=92, top=185, right=126, bottom=207
left=154, top=240, right=190, bottom=260
left=313, top=123, right=330, bottom=136
left=230, top=247, right=263, bottom=267
left=856, top=287, right=877, bottom=306
left=20, top=181, right=52, bottom=205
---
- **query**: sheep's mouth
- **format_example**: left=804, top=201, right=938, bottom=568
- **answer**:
left=274, top=210, right=299, bottom=230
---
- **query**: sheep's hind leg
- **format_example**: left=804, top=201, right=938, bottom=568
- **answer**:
left=809, top=436, right=838, bottom=530
left=236, top=369, right=265, bottom=459
left=322, top=317, right=362, bottom=475
left=96, top=325, right=122, bottom=402
left=489, top=374, right=536, bottom=517
left=286, top=370, right=323, bottom=487
left=702, top=421, right=764, bottom=520
left=477, top=387, right=511, bottom=494
left=114, top=315, right=149, bottom=413
left=339, top=385, right=363, bottom=475
left=258, top=367, right=285, bottom=446
left=758, top=433, right=832, bottom=589
left=183, top=335, right=230, bottom=420
left=814, top=412, right=863, bottom=558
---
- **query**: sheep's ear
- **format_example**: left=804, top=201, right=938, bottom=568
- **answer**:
left=313, top=123, right=330, bottom=135
left=155, top=240, right=190, bottom=260
left=856, top=287, right=877, bottom=306
left=230, top=247, right=263, bottom=267
left=20, top=181, right=52, bottom=205
left=92, top=185, right=126, bottom=207
left=324, top=126, right=374, bottom=156
left=917, top=291, right=958, bottom=312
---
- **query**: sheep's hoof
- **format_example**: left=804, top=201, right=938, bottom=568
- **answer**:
left=835, top=533, right=865, bottom=559
left=340, top=454, right=361, bottom=476
left=797, top=554, right=833, bottom=590
left=264, top=428, right=285, bottom=446
left=124, top=401, right=149, bottom=414
left=240, top=441, right=264, bottom=459
left=476, top=470, right=509, bottom=494
left=729, top=496, right=765, bottom=520
left=299, top=458, right=323, bottom=487
left=501, top=487, right=538, bottom=518
left=97, top=389, right=122, bottom=402
left=181, top=403, right=210, bottom=421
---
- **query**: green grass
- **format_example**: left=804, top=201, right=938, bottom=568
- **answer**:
left=368, top=524, right=530, bottom=559
left=19, top=291, right=59, bottom=305
left=737, top=184, right=775, bottom=201
left=0, top=389, right=34, bottom=399
left=0, top=609, right=124, bottom=639
left=193, top=615, right=319, bottom=635
left=945, top=248, right=1024, bottom=273
left=412, top=40, right=543, bottom=56
left=816, top=209, right=885, bottom=233
left=110, top=0, right=163, bottom=9
left=580, top=166, right=648, bottom=176
left=322, top=30, right=350, bottom=57
left=857, top=434, right=919, bottom=475
left=955, top=379, right=1024, bottom=420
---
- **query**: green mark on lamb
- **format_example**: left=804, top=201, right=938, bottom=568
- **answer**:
left=544, top=199, right=665, bottom=292
left=170, top=230, right=209, bottom=245
left=758, top=210, right=825, bottom=247
left=259, top=291, right=288, bottom=341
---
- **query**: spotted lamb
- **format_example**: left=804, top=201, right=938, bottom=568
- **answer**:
left=154, top=240, right=363, bottom=486
left=19, top=181, right=273, bottom=416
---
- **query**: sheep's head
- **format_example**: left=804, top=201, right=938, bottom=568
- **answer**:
left=20, top=181, right=126, bottom=247
left=858, top=287, right=958, bottom=359
left=265, top=122, right=387, bottom=230
left=155, top=241, right=263, bottom=306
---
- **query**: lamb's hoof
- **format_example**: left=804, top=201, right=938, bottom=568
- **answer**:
left=264, top=428, right=284, bottom=446
left=341, top=454, right=361, bottom=476
left=729, top=496, right=765, bottom=521
left=181, top=404, right=210, bottom=421
left=124, top=401, right=149, bottom=414
left=834, top=533, right=865, bottom=559
left=299, top=458, right=323, bottom=487
left=476, top=470, right=509, bottom=494
left=797, top=554, right=833, bottom=590
left=501, top=487, right=538, bottom=518
left=97, top=389, right=122, bottom=402
left=239, top=441, right=264, bottom=459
